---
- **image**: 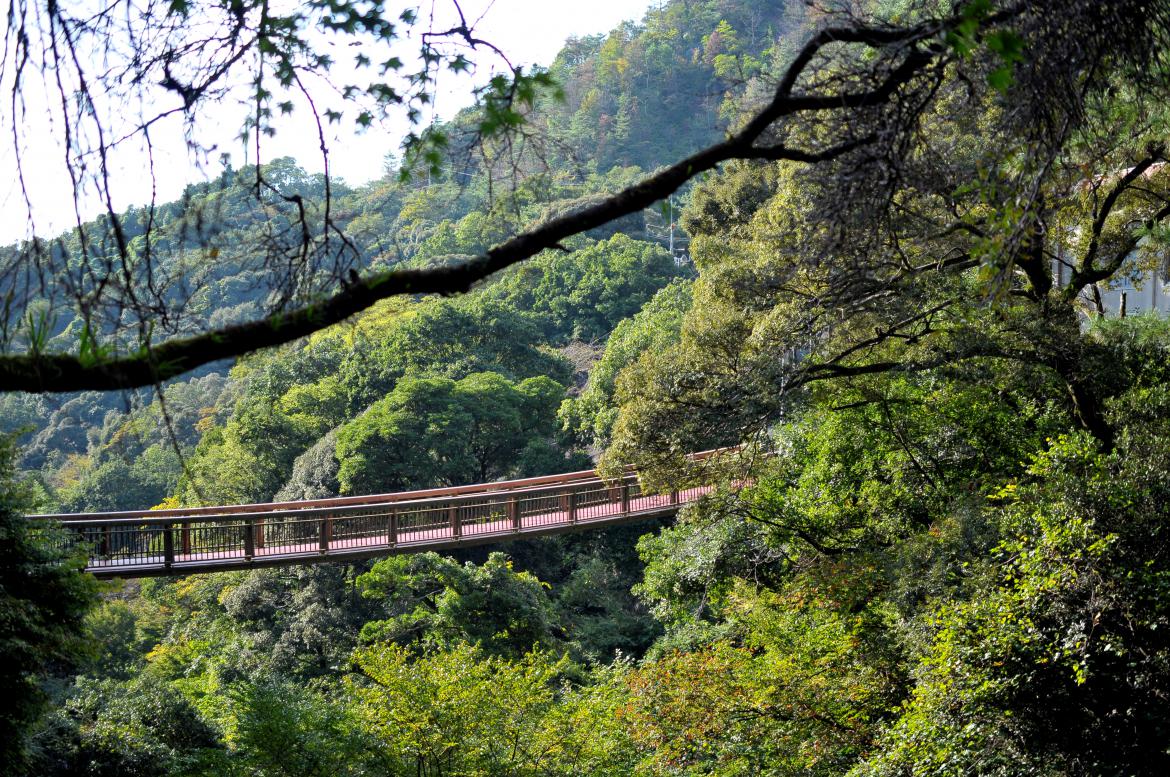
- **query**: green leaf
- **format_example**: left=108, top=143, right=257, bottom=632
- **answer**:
left=986, top=30, right=1025, bottom=63
left=988, top=66, right=1014, bottom=93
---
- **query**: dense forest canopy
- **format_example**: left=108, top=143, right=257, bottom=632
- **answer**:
left=8, top=0, right=1170, bottom=775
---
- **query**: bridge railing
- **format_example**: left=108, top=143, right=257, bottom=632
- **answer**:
left=32, top=451, right=730, bottom=577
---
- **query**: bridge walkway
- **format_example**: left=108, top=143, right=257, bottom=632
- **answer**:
left=33, top=454, right=723, bottom=578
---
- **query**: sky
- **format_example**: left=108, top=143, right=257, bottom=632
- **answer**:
left=0, top=0, right=657, bottom=244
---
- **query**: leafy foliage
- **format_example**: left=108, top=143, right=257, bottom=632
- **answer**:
left=335, top=372, right=567, bottom=493
left=0, top=435, right=98, bottom=771
left=358, top=552, right=566, bottom=656
left=15, top=1, right=1170, bottom=775
left=350, top=642, right=635, bottom=776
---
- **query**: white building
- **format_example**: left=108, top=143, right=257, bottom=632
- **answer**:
left=1053, top=255, right=1170, bottom=318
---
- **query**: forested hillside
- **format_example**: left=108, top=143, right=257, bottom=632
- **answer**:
left=2, top=0, right=797, bottom=514
left=8, top=0, right=1170, bottom=775
left=1, top=0, right=788, bottom=772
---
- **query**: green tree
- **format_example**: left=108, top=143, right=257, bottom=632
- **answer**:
left=349, top=642, right=635, bottom=776
left=485, top=234, right=687, bottom=343
left=335, top=372, right=567, bottom=494
left=81, top=598, right=167, bottom=681
left=619, top=313, right=1170, bottom=774
left=0, top=434, right=98, bottom=772
left=229, top=680, right=368, bottom=777
left=31, top=675, right=225, bottom=777
left=560, top=279, right=692, bottom=448
left=624, top=587, right=899, bottom=776
left=340, top=297, right=571, bottom=412
left=857, top=329, right=1170, bottom=774
left=357, top=552, right=564, bottom=657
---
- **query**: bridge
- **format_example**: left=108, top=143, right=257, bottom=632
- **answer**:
left=33, top=452, right=725, bottom=579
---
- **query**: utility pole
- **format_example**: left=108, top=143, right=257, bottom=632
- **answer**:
left=668, top=195, right=674, bottom=259
left=668, top=195, right=688, bottom=266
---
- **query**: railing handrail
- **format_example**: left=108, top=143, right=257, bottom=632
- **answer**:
left=47, top=471, right=644, bottom=527
left=34, top=466, right=599, bottom=523
left=38, top=448, right=747, bottom=579
left=33, top=448, right=730, bottom=526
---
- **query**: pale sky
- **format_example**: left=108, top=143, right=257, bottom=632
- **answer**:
left=0, top=0, right=657, bottom=244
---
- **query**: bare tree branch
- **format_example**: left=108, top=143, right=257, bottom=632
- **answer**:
left=0, top=11, right=963, bottom=392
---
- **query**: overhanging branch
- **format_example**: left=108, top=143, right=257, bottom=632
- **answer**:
left=1064, top=148, right=1170, bottom=298
left=0, top=10, right=989, bottom=393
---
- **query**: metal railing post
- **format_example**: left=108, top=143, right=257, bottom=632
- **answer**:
left=164, top=524, right=174, bottom=570
left=670, top=489, right=679, bottom=505
left=181, top=521, right=191, bottom=556
left=244, top=518, right=255, bottom=560
left=319, top=514, right=330, bottom=553
left=388, top=509, right=398, bottom=546
left=255, top=517, right=265, bottom=549
left=620, top=481, right=630, bottom=514
left=564, top=489, right=577, bottom=523
left=508, top=497, right=520, bottom=531
left=449, top=504, right=460, bottom=538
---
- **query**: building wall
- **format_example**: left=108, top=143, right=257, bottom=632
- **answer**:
left=1052, top=255, right=1170, bottom=318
